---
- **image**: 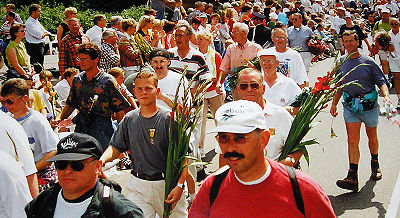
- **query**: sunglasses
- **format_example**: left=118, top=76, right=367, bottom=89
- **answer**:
left=390, top=23, right=399, bottom=26
left=239, top=83, right=260, bottom=91
left=215, top=131, right=258, bottom=144
left=54, top=159, right=96, bottom=171
left=0, top=96, right=21, bottom=105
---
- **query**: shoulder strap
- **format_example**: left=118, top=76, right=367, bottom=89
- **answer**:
left=209, top=166, right=230, bottom=207
left=101, top=184, right=113, bottom=218
left=285, top=165, right=305, bottom=215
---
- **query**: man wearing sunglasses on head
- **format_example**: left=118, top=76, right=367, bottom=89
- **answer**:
left=25, top=133, right=144, bottom=218
left=188, top=100, right=335, bottom=217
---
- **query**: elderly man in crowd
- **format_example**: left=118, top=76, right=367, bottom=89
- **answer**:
left=258, top=49, right=302, bottom=115
left=265, top=28, right=309, bottom=88
left=99, top=29, right=120, bottom=73
left=58, top=18, right=89, bottom=77
left=216, top=22, right=263, bottom=99
left=188, top=100, right=335, bottom=217
left=287, top=13, right=313, bottom=74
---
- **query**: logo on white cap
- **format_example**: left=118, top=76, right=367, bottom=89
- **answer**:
left=60, top=138, right=78, bottom=150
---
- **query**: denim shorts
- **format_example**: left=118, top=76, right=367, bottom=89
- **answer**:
left=343, top=102, right=379, bottom=127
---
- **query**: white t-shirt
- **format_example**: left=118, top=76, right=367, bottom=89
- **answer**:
left=265, top=47, right=309, bottom=85
left=15, top=109, right=59, bottom=162
left=0, top=111, right=37, bottom=176
left=53, top=190, right=92, bottom=218
left=54, top=79, right=70, bottom=107
left=389, top=30, right=400, bottom=57
left=262, top=72, right=302, bottom=107
left=157, top=70, right=189, bottom=111
left=86, top=25, right=104, bottom=49
left=330, top=15, right=346, bottom=34
left=0, top=150, right=32, bottom=218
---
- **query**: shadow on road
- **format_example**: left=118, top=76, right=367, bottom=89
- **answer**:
left=329, top=180, right=386, bottom=217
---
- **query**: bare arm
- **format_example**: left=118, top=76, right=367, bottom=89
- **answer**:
left=56, top=24, right=63, bottom=46
left=100, top=146, right=122, bottom=166
left=26, top=173, right=39, bottom=198
left=380, top=84, right=391, bottom=102
left=279, top=150, right=303, bottom=167
left=7, top=47, right=28, bottom=76
left=330, top=89, right=342, bottom=117
left=59, top=104, right=75, bottom=120
left=35, top=150, right=57, bottom=171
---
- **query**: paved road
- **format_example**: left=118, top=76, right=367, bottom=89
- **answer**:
left=2, top=54, right=398, bottom=217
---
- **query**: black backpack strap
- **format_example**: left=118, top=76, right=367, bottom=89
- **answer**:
left=285, top=165, right=305, bottom=215
left=209, top=166, right=230, bottom=207
left=100, top=183, right=113, bottom=217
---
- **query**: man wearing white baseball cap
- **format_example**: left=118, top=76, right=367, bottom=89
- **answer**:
left=188, top=100, right=335, bottom=217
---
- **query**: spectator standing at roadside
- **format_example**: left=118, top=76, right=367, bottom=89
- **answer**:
left=118, top=19, right=142, bottom=79
left=388, top=18, right=400, bottom=108
left=110, top=16, right=124, bottom=41
left=86, top=15, right=108, bottom=49
left=25, top=4, right=50, bottom=74
left=99, top=29, right=120, bottom=73
left=58, top=18, right=90, bottom=77
left=56, top=7, right=78, bottom=46
left=3, top=4, right=23, bottom=23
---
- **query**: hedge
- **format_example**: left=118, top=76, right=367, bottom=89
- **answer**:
left=0, top=2, right=146, bottom=34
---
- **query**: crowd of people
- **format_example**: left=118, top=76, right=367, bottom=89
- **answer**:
left=0, top=0, right=398, bottom=216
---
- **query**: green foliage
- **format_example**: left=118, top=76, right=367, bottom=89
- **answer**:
left=0, top=2, right=146, bottom=34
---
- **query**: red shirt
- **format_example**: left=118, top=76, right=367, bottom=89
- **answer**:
left=189, top=159, right=335, bottom=218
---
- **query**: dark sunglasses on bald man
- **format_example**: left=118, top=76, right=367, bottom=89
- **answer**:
left=55, top=159, right=96, bottom=171
left=239, top=83, right=260, bottom=91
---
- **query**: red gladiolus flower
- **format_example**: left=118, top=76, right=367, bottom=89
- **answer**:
left=170, top=111, right=174, bottom=120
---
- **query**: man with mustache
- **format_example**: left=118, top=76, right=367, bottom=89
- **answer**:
left=188, top=100, right=335, bottom=217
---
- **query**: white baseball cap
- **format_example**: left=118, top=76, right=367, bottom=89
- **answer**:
left=208, top=100, right=267, bottom=134
left=258, top=49, right=278, bottom=58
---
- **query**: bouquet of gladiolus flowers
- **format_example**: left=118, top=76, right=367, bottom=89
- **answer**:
left=278, top=53, right=362, bottom=164
left=40, top=69, right=59, bottom=119
left=164, top=68, right=212, bottom=217
left=133, top=33, right=152, bottom=63
left=380, top=101, right=400, bottom=128
left=307, top=34, right=328, bottom=56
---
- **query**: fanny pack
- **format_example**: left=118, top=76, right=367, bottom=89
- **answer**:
left=343, top=90, right=378, bottom=114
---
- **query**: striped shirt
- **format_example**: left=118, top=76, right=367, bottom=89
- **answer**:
left=167, top=47, right=211, bottom=87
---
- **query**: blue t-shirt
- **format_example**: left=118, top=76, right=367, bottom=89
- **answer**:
left=338, top=54, right=388, bottom=97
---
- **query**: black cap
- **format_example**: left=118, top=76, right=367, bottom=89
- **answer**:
left=47, top=133, right=103, bottom=162
left=149, top=48, right=171, bottom=61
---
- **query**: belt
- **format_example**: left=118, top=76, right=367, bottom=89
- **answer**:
left=131, top=170, right=165, bottom=181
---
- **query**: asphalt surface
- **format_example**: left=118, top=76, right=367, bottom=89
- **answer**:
left=1, top=53, right=399, bottom=218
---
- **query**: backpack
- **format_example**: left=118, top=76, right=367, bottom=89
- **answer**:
left=209, top=165, right=305, bottom=215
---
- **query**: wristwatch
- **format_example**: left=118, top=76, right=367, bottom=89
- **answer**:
left=287, top=156, right=296, bottom=165
left=177, top=183, right=185, bottom=189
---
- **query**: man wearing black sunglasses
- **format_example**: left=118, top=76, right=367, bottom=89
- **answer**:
left=25, top=133, right=144, bottom=217
left=189, top=100, right=335, bottom=217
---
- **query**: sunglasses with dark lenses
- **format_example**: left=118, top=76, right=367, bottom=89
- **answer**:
left=54, top=159, right=95, bottom=171
left=0, top=96, right=20, bottom=105
left=239, top=83, right=260, bottom=91
left=215, top=131, right=258, bottom=144
left=390, top=23, right=399, bottom=26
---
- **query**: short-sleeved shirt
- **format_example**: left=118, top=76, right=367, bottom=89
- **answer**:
left=287, top=25, right=313, bottom=51
left=110, top=108, right=170, bottom=176
left=99, top=42, right=119, bottom=73
left=338, top=54, right=387, bottom=97
left=220, top=41, right=263, bottom=73
left=262, top=72, right=302, bottom=107
left=168, top=47, right=211, bottom=86
left=15, top=109, right=59, bottom=162
left=6, top=41, right=30, bottom=69
left=264, top=47, right=309, bottom=85
left=66, top=72, right=130, bottom=117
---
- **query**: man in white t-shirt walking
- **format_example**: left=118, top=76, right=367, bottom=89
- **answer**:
left=265, top=28, right=309, bottom=89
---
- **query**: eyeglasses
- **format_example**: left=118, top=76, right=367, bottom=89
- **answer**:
left=0, top=96, right=21, bottom=105
left=54, top=159, right=96, bottom=171
left=77, top=57, right=92, bottom=62
left=390, top=23, right=399, bottom=26
left=239, top=83, right=260, bottom=91
left=215, top=131, right=258, bottom=144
